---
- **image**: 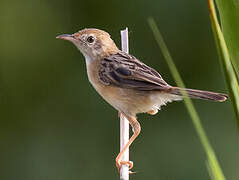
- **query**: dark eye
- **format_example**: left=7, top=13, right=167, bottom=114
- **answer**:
left=87, top=36, right=95, bottom=43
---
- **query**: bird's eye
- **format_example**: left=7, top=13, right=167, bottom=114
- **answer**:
left=87, top=36, right=95, bottom=43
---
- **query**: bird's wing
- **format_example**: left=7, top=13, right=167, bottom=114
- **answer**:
left=99, top=51, right=172, bottom=91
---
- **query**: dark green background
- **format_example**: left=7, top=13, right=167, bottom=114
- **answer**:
left=0, top=0, right=238, bottom=179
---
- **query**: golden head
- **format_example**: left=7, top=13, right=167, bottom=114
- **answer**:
left=57, top=28, right=119, bottom=60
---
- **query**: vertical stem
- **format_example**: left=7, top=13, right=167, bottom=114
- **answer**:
left=120, top=28, right=129, bottom=180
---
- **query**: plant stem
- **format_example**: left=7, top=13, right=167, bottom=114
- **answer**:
left=208, top=0, right=239, bottom=128
left=120, top=28, right=129, bottom=180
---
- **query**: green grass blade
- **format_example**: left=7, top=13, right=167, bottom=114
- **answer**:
left=148, top=17, right=225, bottom=180
left=208, top=0, right=239, bottom=128
left=215, top=0, right=239, bottom=76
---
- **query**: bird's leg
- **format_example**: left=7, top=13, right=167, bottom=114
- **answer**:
left=115, top=115, right=141, bottom=173
left=118, top=111, right=121, bottom=118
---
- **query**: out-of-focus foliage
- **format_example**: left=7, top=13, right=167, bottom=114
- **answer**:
left=0, top=0, right=237, bottom=180
left=148, top=17, right=225, bottom=180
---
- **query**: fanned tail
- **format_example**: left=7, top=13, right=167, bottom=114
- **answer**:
left=171, top=87, right=228, bottom=102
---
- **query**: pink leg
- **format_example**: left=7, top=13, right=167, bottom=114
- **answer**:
left=118, top=112, right=121, bottom=118
left=115, top=115, right=141, bottom=173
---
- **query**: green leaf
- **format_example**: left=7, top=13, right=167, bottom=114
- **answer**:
left=208, top=0, right=239, bottom=128
left=148, top=17, right=225, bottom=180
left=215, top=0, right=239, bottom=76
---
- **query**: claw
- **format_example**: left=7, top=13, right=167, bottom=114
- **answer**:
left=121, top=161, right=134, bottom=170
left=116, top=160, right=134, bottom=173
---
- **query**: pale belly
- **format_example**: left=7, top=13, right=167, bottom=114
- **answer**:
left=89, top=79, right=179, bottom=116
left=93, top=84, right=154, bottom=116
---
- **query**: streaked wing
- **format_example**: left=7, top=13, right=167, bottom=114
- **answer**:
left=99, top=51, right=172, bottom=91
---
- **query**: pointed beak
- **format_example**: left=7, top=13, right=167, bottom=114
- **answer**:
left=56, top=34, right=75, bottom=41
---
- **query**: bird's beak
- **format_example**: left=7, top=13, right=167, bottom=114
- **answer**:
left=56, top=34, right=75, bottom=41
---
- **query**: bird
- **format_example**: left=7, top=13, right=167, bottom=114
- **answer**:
left=56, top=28, right=228, bottom=173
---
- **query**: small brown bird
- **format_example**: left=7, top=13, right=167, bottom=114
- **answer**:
left=56, top=28, right=227, bottom=172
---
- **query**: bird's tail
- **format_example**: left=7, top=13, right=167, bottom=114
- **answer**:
left=171, top=87, right=228, bottom=102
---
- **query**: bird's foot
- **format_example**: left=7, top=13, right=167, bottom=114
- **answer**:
left=147, top=109, right=158, bottom=115
left=116, top=160, right=134, bottom=173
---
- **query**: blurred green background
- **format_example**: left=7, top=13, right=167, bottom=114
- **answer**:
left=0, top=0, right=238, bottom=179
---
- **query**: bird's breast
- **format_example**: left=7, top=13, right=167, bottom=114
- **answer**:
left=86, top=60, right=122, bottom=103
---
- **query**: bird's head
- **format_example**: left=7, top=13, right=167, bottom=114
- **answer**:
left=57, top=28, right=119, bottom=61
